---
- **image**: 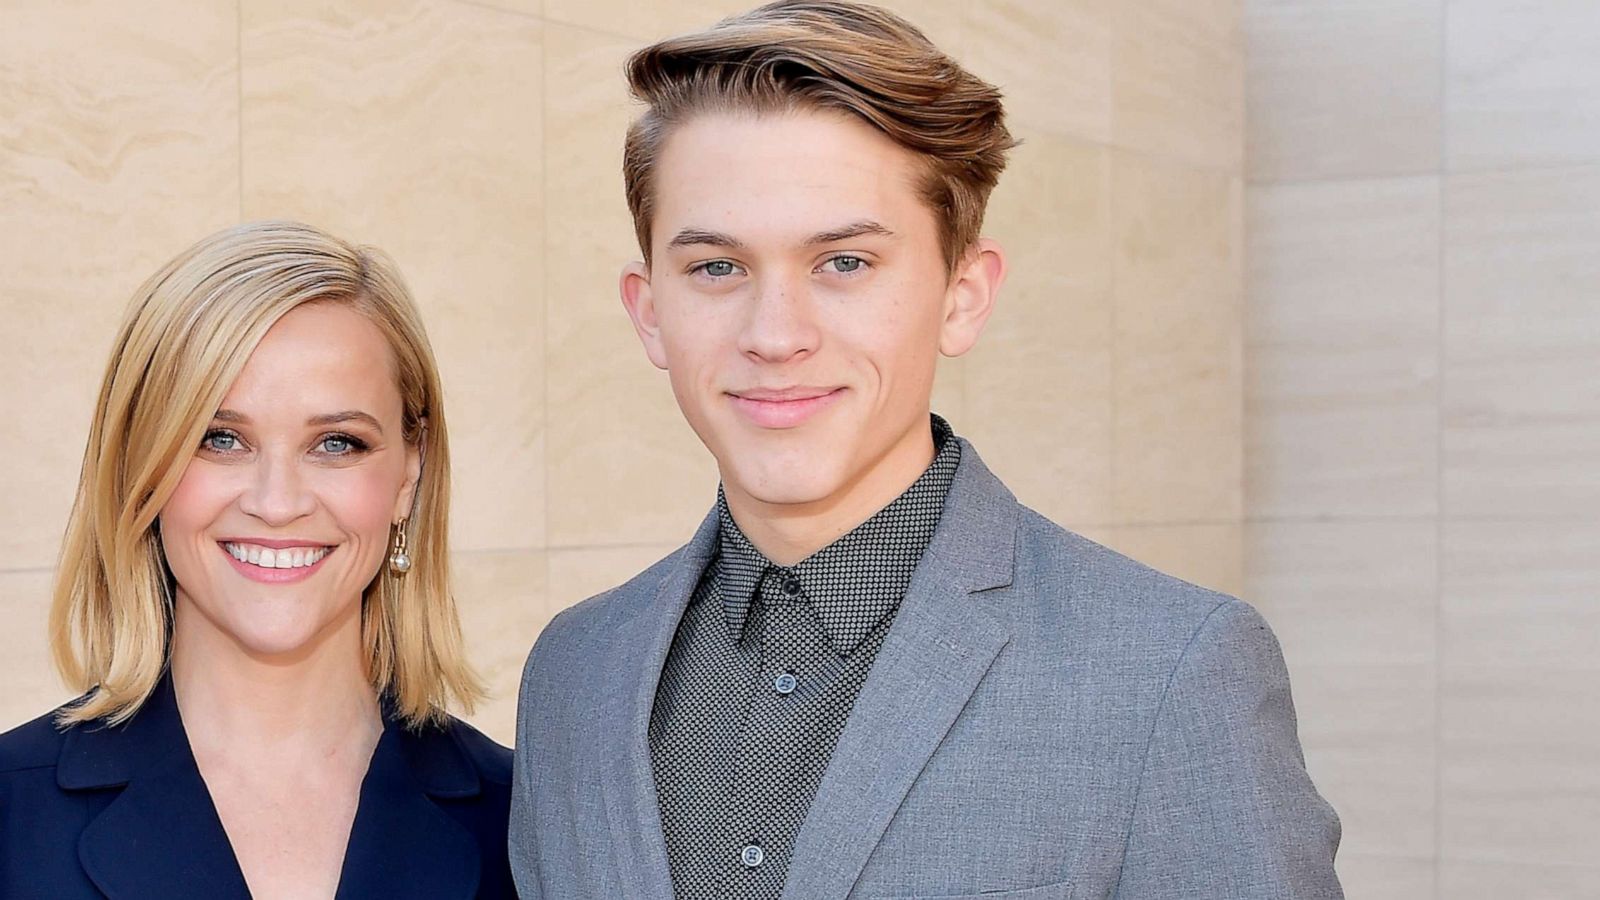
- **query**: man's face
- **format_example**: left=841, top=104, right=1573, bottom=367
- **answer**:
left=621, top=109, right=999, bottom=517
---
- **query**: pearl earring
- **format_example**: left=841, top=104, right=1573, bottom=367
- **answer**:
left=389, top=520, right=412, bottom=576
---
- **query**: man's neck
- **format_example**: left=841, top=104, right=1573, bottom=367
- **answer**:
left=722, top=421, right=937, bottom=566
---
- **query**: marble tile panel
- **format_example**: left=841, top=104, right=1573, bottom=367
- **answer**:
left=453, top=549, right=550, bottom=746
left=1245, top=0, right=1442, bottom=182
left=1443, top=164, right=1600, bottom=518
left=542, top=24, right=720, bottom=548
left=241, top=0, right=545, bottom=553
left=1112, top=152, right=1243, bottom=525
left=1331, top=853, right=1436, bottom=900
left=1440, top=665, right=1600, bottom=866
left=966, top=0, right=1112, bottom=143
left=1244, top=521, right=1436, bottom=669
left=1094, top=523, right=1243, bottom=597
left=0, top=569, right=70, bottom=733
left=1439, top=857, right=1600, bottom=899
left=541, top=0, right=967, bottom=50
left=1112, top=3, right=1244, bottom=172
left=541, top=0, right=745, bottom=43
left=1443, top=519, right=1600, bottom=670
left=1246, top=176, right=1440, bottom=518
left=1292, top=663, right=1437, bottom=860
left=547, top=542, right=685, bottom=613
left=1447, top=0, right=1600, bottom=171
left=964, top=137, right=1114, bottom=527
left=0, top=0, right=238, bottom=569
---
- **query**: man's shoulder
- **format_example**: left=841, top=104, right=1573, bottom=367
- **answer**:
left=528, top=544, right=693, bottom=660
left=1007, top=505, right=1243, bottom=648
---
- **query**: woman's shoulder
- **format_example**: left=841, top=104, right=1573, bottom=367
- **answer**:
left=0, top=703, right=77, bottom=778
left=420, top=713, right=512, bottom=788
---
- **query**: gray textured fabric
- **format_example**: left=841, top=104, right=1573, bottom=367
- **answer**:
left=510, top=439, right=1344, bottom=900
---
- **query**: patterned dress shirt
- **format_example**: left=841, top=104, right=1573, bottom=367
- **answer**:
left=648, top=415, right=961, bottom=899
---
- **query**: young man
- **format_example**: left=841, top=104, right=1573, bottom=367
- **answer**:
left=510, top=2, right=1343, bottom=898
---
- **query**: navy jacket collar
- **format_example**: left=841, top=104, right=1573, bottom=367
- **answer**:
left=57, top=674, right=483, bottom=899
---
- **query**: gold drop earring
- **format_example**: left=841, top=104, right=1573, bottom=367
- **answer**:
left=389, top=520, right=412, bottom=576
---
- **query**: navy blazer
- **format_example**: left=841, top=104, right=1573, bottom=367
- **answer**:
left=0, top=675, right=516, bottom=899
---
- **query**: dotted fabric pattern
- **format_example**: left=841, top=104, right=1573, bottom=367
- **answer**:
left=648, top=416, right=961, bottom=900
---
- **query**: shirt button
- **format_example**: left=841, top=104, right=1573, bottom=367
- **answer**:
left=774, top=672, right=798, bottom=695
left=781, top=575, right=802, bottom=596
left=740, top=844, right=765, bottom=868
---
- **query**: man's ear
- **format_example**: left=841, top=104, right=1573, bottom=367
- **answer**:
left=620, top=260, right=669, bottom=370
left=939, top=238, right=1006, bottom=358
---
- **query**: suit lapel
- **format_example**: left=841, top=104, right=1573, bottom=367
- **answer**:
left=68, top=677, right=253, bottom=899
left=598, top=508, right=721, bottom=900
left=335, top=721, right=480, bottom=900
left=780, top=440, right=1019, bottom=900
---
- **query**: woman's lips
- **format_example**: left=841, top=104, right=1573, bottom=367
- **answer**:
left=218, top=541, right=334, bottom=584
left=728, top=387, right=845, bottom=429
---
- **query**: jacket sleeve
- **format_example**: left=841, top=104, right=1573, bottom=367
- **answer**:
left=508, top=613, right=558, bottom=900
left=1114, top=598, right=1344, bottom=899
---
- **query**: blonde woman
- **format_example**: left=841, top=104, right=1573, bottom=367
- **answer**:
left=0, top=221, right=515, bottom=898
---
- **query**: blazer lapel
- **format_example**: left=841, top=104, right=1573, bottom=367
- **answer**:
left=66, top=677, right=253, bottom=899
left=335, top=720, right=480, bottom=900
left=780, top=440, right=1019, bottom=900
left=597, top=508, right=721, bottom=900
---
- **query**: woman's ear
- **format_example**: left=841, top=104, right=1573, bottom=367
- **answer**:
left=939, top=238, right=1007, bottom=358
left=393, top=422, right=424, bottom=522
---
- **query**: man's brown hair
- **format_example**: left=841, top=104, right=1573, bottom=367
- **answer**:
left=622, top=0, right=1016, bottom=273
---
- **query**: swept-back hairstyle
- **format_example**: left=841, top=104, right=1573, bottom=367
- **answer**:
left=622, top=0, right=1016, bottom=273
left=50, top=220, right=483, bottom=729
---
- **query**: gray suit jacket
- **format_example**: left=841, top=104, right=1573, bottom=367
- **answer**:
left=510, top=440, right=1342, bottom=899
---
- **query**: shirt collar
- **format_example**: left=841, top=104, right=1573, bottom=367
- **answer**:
left=712, top=414, right=961, bottom=654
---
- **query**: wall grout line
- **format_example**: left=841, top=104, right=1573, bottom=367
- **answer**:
left=1248, top=156, right=1600, bottom=189
left=540, top=9, right=551, bottom=557
left=237, top=0, right=244, bottom=221
left=1433, top=2, right=1449, bottom=896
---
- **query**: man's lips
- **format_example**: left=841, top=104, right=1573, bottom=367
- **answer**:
left=727, top=387, right=846, bottom=428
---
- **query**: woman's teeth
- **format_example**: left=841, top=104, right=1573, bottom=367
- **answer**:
left=222, top=543, right=331, bottom=569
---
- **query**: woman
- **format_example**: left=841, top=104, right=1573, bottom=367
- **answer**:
left=0, top=221, right=515, bottom=898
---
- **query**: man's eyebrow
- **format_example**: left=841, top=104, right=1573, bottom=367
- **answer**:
left=666, top=228, right=747, bottom=251
left=806, top=220, right=895, bottom=246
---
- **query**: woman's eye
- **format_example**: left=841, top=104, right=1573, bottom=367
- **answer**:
left=201, top=430, right=239, bottom=453
left=825, top=255, right=866, bottom=274
left=318, top=435, right=365, bottom=455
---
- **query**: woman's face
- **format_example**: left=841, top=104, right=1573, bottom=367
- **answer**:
left=159, top=302, right=420, bottom=661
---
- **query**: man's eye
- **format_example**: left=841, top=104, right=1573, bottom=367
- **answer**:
left=825, top=256, right=865, bottom=274
left=701, top=260, right=736, bottom=277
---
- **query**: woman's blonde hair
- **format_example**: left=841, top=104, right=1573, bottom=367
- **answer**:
left=50, top=220, right=483, bottom=729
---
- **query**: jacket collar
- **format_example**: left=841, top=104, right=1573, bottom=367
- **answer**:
left=58, top=673, right=482, bottom=899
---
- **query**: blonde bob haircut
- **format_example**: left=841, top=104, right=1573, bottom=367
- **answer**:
left=50, top=220, right=482, bottom=729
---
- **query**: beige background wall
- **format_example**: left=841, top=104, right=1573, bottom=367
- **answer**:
left=0, top=0, right=1243, bottom=746
left=1246, top=1, right=1600, bottom=897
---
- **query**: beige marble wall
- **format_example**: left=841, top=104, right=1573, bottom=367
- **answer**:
left=0, top=1, right=1243, bottom=761
left=1246, top=1, right=1600, bottom=896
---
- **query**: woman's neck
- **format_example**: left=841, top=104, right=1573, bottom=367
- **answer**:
left=168, top=599, right=382, bottom=757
